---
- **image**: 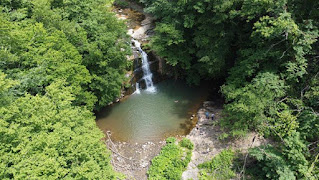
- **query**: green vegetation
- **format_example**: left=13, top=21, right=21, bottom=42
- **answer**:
left=147, top=137, right=193, bottom=180
left=139, top=0, right=319, bottom=179
left=249, top=132, right=311, bottom=179
left=0, top=0, right=130, bottom=110
left=114, top=0, right=129, bottom=8
left=198, top=149, right=236, bottom=180
left=0, top=0, right=129, bottom=179
left=179, top=137, right=194, bottom=150
left=1, top=0, right=319, bottom=178
left=0, top=81, right=124, bottom=179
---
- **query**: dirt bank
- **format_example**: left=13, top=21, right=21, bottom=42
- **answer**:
left=182, top=101, right=268, bottom=180
left=104, top=99, right=268, bottom=180
left=105, top=133, right=167, bottom=180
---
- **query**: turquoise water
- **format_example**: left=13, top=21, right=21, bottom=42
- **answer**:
left=96, top=80, right=207, bottom=143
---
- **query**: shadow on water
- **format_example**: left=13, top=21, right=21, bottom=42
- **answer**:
left=95, top=79, right=218, bottom=143
left=160, top=80, right=208, bottom=115
left=96, top=106, right=113, bottom=119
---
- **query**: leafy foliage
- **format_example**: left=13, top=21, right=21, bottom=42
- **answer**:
left=0, top=0, right=130, bottom=179
left=141, top=0, right=319, bottom=178
left=249, top=145, right=297, bottom=180
left=198, top=149, right=236, bottom=180
left=221, top=72, right=287, bottom=137
left=0, top=0, right=131, bottom=109
left=114, top=0, right=129, bottom=8
left=0, top=82, right=124, bottom=179
left=0, top=71, right=17, bottom=106
left=249, top=132, right=311, bottom=179
left=0, top=15, right=96, bottom=109
left=179, top=137, right=194, bottom=150
left=147, top=137, right=193, bottom=180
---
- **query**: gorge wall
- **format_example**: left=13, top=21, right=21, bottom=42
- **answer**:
left=114, top=1, right=175, bottom=95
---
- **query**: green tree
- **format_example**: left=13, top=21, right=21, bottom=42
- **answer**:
left=0, top=0, right=131, bottom=178
left=198, top=149, right=236, bottom=180
left=0, top=82, right=123, bottom=179
left=1, top=0, right=131, bottom=109
left=221, top=72, right=286, bottom=137
left=140, top=0, right=319, bottom=178
left=249, top=132, right=313, bottom=179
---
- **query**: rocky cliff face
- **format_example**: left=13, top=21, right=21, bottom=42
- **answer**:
left=114, top=1, right=173, bottom=94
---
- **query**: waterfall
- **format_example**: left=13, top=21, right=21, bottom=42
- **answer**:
left=134, top=82, right=141, bottom=94
left=132, top=39, right=156, bottom=93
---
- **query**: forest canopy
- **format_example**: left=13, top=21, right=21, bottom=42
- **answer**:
left=0, top=0, right=129, bottom=179
left=1, top=0, right=319, bottom=179
left=138, top=0, right=319, bottom=179
left=0, top=0, right=130, bottom=110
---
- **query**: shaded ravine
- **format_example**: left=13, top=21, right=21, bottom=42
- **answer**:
left=97, top=2, right=210, bottom=180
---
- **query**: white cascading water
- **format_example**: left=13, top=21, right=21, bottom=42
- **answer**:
left=132, top=39, right=156, bottom=93
left=134, top=82, right=141, bottom=94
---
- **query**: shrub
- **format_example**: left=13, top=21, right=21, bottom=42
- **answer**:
left=198, top=149, right=236, bottom=180
left=147, top=137, right=193, bottom=180
left=166, top=137, right=176, bottom=144
left=113, top=0, right=129, bottom=8
left=179, top=138, right=194, bottom=150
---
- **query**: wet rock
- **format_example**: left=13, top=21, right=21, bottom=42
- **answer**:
left=203, top=101, right=214, bottom=107
left=125, top=73, right=131, bottom=78
left=127, top=29, right=134, bottom=36
left=140, top=161, right=148, bottom=168
left=132, top=16, right=155, bottom=40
